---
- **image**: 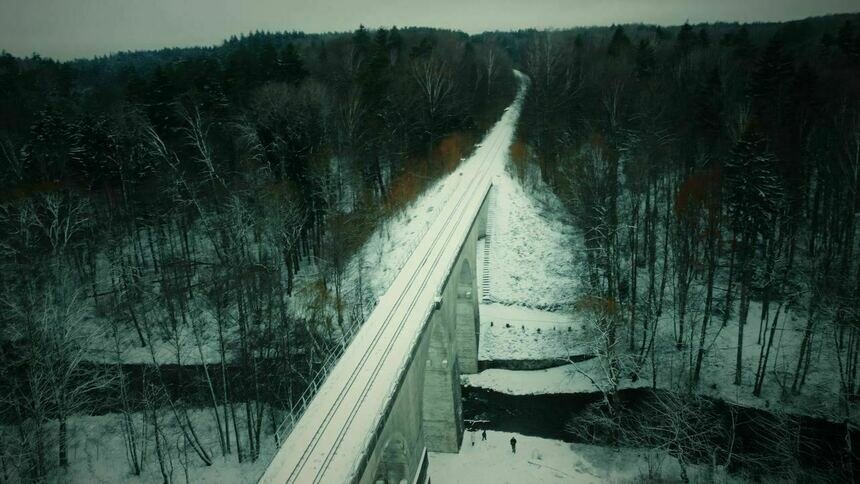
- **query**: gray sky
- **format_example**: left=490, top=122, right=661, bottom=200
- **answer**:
left=0, top=0, right=857, bottom=60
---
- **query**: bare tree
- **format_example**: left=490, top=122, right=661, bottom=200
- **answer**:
left=411, top=55, right=454, bottom=161
left=567, top=298, right=625, bottom=411
left=567, top=391, right=731, bottom=483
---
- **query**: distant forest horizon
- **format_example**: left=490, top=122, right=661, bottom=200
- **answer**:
left=3, top=12, right=858, bottom=62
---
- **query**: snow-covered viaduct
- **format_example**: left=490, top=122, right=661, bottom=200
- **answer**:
left=258, top=73, right=525, bottom=484
left=356, top=195, right=487, bottom=484
left=260, top=190, right=490, bottom=484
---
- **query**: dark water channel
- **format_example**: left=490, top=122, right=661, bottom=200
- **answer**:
left=462, top=385, right=859, bottom=482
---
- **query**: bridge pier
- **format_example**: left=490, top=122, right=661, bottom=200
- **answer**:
left=422, top=309, right=463, bottom=453
left=455, top=191, right=486, bottom=376
left=455, top=261, right=479, bottom=375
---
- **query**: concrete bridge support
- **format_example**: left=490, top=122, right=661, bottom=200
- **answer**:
left=456, top=191, right=487, bottom=376
left=455, top=261, right=479, bottom=375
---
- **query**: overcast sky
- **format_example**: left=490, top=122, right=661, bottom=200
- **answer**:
left=0, top=0, right=857, bottom=60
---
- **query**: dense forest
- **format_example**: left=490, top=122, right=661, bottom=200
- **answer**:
left=0, top=27, right=515, bottom=482
left=508, top=14, right=860, bottom=482
left=3, top=11, right=860, bottom=484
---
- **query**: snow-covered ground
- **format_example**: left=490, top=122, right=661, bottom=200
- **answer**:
left=478, top=303, right=586, bottom=361
left=467, top=141, right=853, bottom=422
left=429, top=430, right=741, bottom=484
left=465, top=301, right=851, bottom=421
left=653, top=300, right=849, bottom=420
left=3, top=408, right=275, bottom=484
left=482, top=164, right=582, bottom=310
left=472, top=160, right=588, bottom=363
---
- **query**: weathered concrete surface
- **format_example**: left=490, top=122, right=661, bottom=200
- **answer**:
left=455, top=195, right=486, bottom=376
left=357, top=330, right=428, bottom=484
left=359, top=189, right=489, bottom=483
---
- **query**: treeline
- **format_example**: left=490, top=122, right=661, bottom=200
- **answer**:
left=510, top=14, right=860, bottom=481
left=512, top=15, right=860, bottom=409
left=0, top=26, right=515, bottom=481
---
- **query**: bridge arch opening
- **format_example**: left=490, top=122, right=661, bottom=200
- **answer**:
left=373, top=434, right=409, bottom=484
left=457, top=260, right=474, bottom=300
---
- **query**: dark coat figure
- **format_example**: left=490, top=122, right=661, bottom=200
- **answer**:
left=481, top=430, right=487, bottom=441
left=510, top=436, right=517, bottom=453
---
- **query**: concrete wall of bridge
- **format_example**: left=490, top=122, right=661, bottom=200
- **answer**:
left=359, top=188, right=489, bottom=484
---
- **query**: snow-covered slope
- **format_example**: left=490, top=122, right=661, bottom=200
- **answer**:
left=483, top=165, right=582, bottom=310
left=467, top=122, right=586, bottom=364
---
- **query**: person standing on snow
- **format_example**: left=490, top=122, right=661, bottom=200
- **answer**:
left=510, top=436, right=517, bottom=453
left=481, top=430, right=487, bottom=441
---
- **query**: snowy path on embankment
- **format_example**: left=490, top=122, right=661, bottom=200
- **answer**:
left=478, top=304, right=586, bottom=361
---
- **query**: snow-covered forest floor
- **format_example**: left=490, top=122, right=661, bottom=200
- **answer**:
left=464, top=161, right=856, bottom=423
left=3, top=409, right=276, bottom=484
left=75, top=135, right=484, bottom=368
left=75, top=165, right=464, bottom=366
left=429, top=430, right=742, bottom=484
left=467, top=302, right=848, bottom=420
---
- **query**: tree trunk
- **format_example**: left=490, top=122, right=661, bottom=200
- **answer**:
left=693, top=235, right=717, bottom=386
left=734, top=242, right=752, bottom=386
left=58, top=416, right=68, bottom=467
left=753, top=303, right=784, bottom=396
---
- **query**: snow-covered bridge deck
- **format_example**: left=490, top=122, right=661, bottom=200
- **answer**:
left=260, top=72, right=527, bottom=484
